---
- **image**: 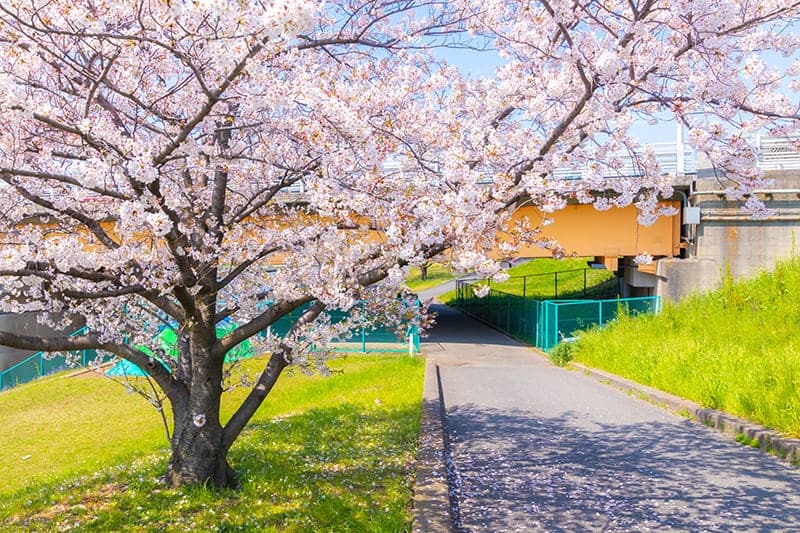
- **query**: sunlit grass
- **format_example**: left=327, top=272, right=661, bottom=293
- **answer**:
left=405, top=263, right=454, bottom=292
left=493, top=257, right=616, bottom=299
left=0, top=355, right=424, bottom=531
left=569, top=258, right=800, bottom=438
left=438, top=257, right=617, bottom=304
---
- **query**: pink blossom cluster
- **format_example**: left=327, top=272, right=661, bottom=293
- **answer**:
left=0, top=0, right=796, bottom=420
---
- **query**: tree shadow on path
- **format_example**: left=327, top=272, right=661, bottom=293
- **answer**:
left=445, top=403, right=800, bottom=532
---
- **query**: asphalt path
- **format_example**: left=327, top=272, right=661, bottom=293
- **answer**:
left=422, top=303, right=800, bottom=532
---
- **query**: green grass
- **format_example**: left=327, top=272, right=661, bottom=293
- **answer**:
left=405, top=263, right=454, bottom=292
left=492, top=258, right=617, bottom=299
left=568, top=258, right=800, bottom=438
left=438, top=257, right=617, bottom=304
left=0, top=355, right=424, bottom=531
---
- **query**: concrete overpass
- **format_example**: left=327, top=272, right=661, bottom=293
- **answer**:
left=507, top=137, right=800, bottom=302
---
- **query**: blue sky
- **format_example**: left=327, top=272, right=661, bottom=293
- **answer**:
left=436, top=23, right=800, bottom=147
left=439, top=46, right=682, bottom=145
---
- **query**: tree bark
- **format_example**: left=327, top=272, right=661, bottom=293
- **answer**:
left=166, top=406, right=237, bottom=488
left=164, top=328, right=237, bottom=488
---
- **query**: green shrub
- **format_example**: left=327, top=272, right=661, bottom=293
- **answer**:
left=548, top=341, right=575, bottom=366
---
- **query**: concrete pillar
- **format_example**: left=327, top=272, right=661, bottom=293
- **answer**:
left=655, top=258, right=721, bottom=303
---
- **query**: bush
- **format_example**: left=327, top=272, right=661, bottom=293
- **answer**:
left=548, top=341, right=575, bottom=366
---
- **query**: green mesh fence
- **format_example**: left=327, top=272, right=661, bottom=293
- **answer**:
left=538, top=297, right=661, bottom=350
left=454, top=280, right=660, bottom=351
left=0, top=327, right=110, bottom=391
left=264, top=302, right=421, bottom=354
left=2, top=301, right=421, bottom=392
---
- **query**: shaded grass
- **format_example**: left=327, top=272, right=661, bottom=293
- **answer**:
left=569, top=259, right=800, bottom=438
left=0, top=355, right=424, bottom=531
left=405, top=263, right=454, bottom=292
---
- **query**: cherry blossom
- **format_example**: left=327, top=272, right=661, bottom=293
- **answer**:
left=0, top=0, right=797, bottom=488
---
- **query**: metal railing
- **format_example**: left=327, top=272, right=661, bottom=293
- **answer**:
left=754, top=136, right=800, bottom=170
left=551, top=142, right=697, bottom=180
left=483, top=268, right=620, bottom=300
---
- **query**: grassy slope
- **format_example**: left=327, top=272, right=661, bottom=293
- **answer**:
left=437, top=257, right=616, bottom=303
left=405, top=263, right=454, bottom=292
left=1, top=355, right=424, bottom=531
left=491, top=257, right=616, bottom=299
left=0, top=371, right=167, bottom=493
left=570, top=259, right=800, bottom=438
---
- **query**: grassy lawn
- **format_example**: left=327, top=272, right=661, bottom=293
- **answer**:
left=405, top=263, right=454, bottom=292
left=0, top=355, right=424, bottom=531
left=492, top=258, right=616, bottom=299
left=437, top=257, right=617, bottom=304
left=566, top=258, right=800, bottom=438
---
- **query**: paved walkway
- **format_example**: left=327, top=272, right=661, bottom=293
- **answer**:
left=421, top=303, right=800, bottom=532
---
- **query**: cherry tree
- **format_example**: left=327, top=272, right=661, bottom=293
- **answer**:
left=0, top=0, right=798, bottom=488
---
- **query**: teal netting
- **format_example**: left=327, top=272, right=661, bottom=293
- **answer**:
left=263, top=302, right=421, bottom=354
left=108, top=308, right=420, bottom=379
left=3, top=301, right=422, bottom=390
left=0, top=326, right=109, bottom=391
left=454, top=280, right=660, bottom=351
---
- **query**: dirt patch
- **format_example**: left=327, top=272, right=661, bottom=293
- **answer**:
left=5, top=482, right=127, bottom=528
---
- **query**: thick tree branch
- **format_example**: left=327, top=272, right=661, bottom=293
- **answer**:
left=222, top=300, right=326, bottom=448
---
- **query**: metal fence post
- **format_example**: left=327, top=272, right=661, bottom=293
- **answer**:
left=506, top=295, right=511, bottom=331
left=523, top=276, right=527, bottom=298
left=583, top=269, right=587, bottom=297
left=523, top=299, right=528, bottom=340
left=554, top=272, right=558, bottom=299
left=361, top=301, right=366, bottom=353
left=598, top=300, right=603, bottom=326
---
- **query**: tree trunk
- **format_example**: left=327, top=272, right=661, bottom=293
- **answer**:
left=420, top=263, right=429, bottom=280
left=164, top=336, right=237, bottom=488
left=166, top=408, right=237, bottom=488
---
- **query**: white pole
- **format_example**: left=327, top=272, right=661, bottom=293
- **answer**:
left=676, top=121, right=685, bottom=175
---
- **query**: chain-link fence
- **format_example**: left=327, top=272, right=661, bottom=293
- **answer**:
left=264, top=301, right=421, bottom=355
left=454, top=280, right=660, bottom=351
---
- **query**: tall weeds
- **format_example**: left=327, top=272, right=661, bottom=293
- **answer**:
left=571, top=258, right=800, bottom=437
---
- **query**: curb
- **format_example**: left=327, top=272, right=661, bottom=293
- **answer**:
left=412, top=359, right=454, bottom=533
left=571, top=362, right=800, bottom=467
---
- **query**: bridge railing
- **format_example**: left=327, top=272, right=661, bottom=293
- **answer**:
left=551, top=142, right=697, bottom=180
left=753, top=135, right=800, bottom=170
